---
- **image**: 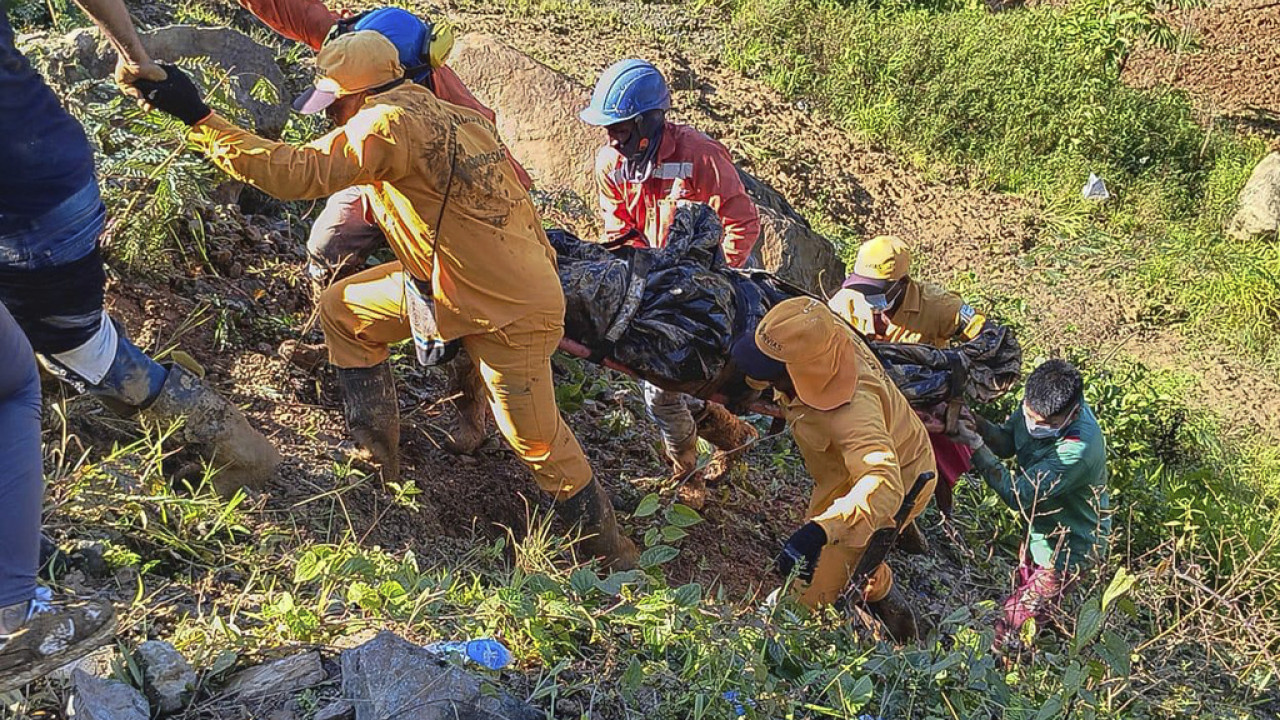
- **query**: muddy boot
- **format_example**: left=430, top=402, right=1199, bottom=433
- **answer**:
left=143, top=365, right=281, bottom=497
left=336, top=364, right=401, bottom=484
left=896, top=521, right=931, bottom=556
left=665, top=433, right=708, bottom=509
left=0, top=596, right=116, bottom=693
left=555, top=480, right=639, bottom=571
left=868, top=584, right=922, bottom=643
left=443, top=350, right=490, bottom=455
left=695, top=403, right=758, bottom=484
left=277, top=338, right=328, bottom=373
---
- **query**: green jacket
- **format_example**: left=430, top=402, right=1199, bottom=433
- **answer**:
left=972, top=402, right=1110, bottom=572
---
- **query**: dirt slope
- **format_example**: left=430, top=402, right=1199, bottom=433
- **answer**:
left=438, top=0, right=1280, bottom=441
left=1125, top=0, right=1280, bottom=141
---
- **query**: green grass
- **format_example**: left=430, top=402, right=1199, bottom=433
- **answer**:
left=723, top=0, right=1280, bottom=366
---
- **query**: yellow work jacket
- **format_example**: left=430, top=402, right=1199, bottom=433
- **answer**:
left=190, top=85, right=564, bottom=340
left=829, top=279, right=984, bottom=348
left=781, top=332, right=935, bottom=547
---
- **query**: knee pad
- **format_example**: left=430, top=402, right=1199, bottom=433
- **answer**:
left=0, top=247, right=106, bottom=354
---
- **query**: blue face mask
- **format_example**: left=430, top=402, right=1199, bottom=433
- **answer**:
left=864, top=293, right=890, bottom=312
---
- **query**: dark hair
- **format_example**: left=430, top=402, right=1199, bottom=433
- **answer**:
left=1024, top=359, right=1083, bottom=418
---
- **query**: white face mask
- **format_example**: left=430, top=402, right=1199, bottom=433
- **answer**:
left=1023, top=404, right=1077, bottom=439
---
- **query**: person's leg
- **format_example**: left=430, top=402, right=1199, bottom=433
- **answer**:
left=0, top=181, right=277, bottom=496
left=0, top=301, right=116, bottom=693
left=442, top=347, right=491, bottom=455
left=0, top=302, right=42, bottom=618
left=996, top=561, right=1065, bottom=648
left=643, top=383, right=700, bottom=477
left=462, top=314, right=636, bottom=568
left=319, top=262, right=412, bottom=482
left=305, top=187, right=387, bottom=288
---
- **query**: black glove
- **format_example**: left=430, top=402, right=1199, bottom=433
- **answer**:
left=133, top=63, right=211, bottom=126
left=775, top=521, right=827, bottom=583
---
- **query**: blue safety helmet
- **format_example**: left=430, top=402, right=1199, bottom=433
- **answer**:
left=579, top=59, right=671, bottom=127
left=352, top=7, right=429, bottom=69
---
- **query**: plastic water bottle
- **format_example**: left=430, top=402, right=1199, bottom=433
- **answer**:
left=424, top=638, right=513, bottom=670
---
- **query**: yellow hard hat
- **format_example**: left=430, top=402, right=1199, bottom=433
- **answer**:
left=426, top=21, right=455, bottom=69
left=852, top=235, right=911, bottom=282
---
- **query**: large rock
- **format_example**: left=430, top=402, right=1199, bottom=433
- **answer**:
left=739, top=171, right=846, bottom=295
left=25, top=25, right=289, bottom=137
left=1229, top=152, right=1280, bottom=241
left=224, top=651, right=327, bottom=700
left=341, top=632, right=539, bottom=720
left=448, top=34, right=844, bottom=295
left=134, top=640, right=197, bottom=714
left=70, top=669, right=150, bottom=720
left=448, top=34, right=604, bottom=204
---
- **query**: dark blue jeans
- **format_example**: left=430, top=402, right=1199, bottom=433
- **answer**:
left=0, top=180, right=165, bottom=404
left=0, top=300, right=41, bottom=609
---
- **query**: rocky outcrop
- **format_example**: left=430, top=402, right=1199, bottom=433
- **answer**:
left=1228, top=152, right=1280, bottom=241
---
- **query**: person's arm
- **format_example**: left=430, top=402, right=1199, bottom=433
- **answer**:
left=431, top=67, right=533, bottom=190
left=695, top=148, right=760, bottom=268
left=809, top=402, right=904, bottom=547
left=954, top=301, right=989, bottom=342
left=188, top=108, right=409, bottom=201
left=71, top=0, right=165, bottom=86
left=974, top=412, right=1017, bottom=458
left=234, top=0, right=337, bottom=50
left=972, top=436, right=1095, bottom=517
left=595, top=150, right=645, bottom=247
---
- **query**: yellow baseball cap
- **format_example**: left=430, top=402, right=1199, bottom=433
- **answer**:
left=755, top=297, right=859, bottom=411
left=294, top=30, right=405, bottom=114
left=851, top=235, right=911, bottom=283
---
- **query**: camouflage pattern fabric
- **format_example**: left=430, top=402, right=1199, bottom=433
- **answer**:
left=553, top=203, right=1021, bottom=407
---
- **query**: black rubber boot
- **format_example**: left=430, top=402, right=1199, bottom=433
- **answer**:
left=868, top=584, right=922, bottom=643
left=336, top=364, right=401, bottom=483
left=142, top=365, right=281, bottom=497
left=555, top=480, right=639, bottom=571
left=896, top=521, right=931, bottom=556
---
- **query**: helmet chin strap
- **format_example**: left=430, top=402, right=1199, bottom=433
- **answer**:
left=620, top=109, right=667, bottom=182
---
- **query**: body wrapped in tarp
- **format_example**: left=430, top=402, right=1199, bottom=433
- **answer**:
left=551, top=203, right=1020, bottom=409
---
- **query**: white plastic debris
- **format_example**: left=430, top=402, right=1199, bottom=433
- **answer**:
left=1082, top=173, right=1110, bottom=201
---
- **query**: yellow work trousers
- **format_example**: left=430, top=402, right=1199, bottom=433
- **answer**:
left=799, top=453, right=937, bottom=608
left=319, top=261, right=593, bottom=498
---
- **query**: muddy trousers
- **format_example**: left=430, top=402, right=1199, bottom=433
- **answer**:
left=0, top=301, right=42, bottom=609
left=305, top=187, right=384, bottom=283
left=642, top=383, right=705, bottom=459
left=798, top=455, right=937, bottom=609
left=319, top=261, right=593, bottom=497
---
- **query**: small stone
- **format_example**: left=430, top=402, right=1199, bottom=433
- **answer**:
left=342, top=631, right=540, bottom=720
left=223, top=651, right=327, bottom=700
left=70, top=669, right=149, bottom=720
left=134, top=640, right=197, bottom=714
left=314, top=700, right=355, bottom=720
